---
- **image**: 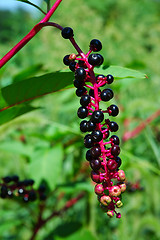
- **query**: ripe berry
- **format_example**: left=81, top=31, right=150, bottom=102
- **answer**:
left=90, top=39, right=102, bottom=52
left=91, top=110, right=104, bottom=123
left=74, top=79, right=84, bottom=88
left=77, top=107, right=88, bottom=119
left=101, top=89, right=114, bottom=101
left=91, top=130, right=103, bottom=142
left=80, top=95, right=90, bottom=106
left=80, top=120, right=88, bottom=132
left=109, top=121, right=119, bottom=132
left=94, top=184, right=104, bottom=195
left=61, top=27, right=74, bottom=39
left=84, top=135, right=93, bottom=148
left=87, top=121, right=96, bottom=131
left=3, top=176, right=12, bottom=183
left=23, top=179, right=34, bottom=186
left=76, top=87, right=86, bottom=97
left=107, top=159, right=118, bottom=171
left=89, top=88, right=101, bottom=97
left=7, top=190, right=13, bottom=198
left=90, top=159, right=101, bottom=171
left=90, top=145, right=101, bottom=158
left=111, top=145, right=120, bottom=156
left=63, top=55, right=70, bottom=66
left=69, top=61, right=76, bottom=72
left=86, top=149, right=93, bottom=161
left=110, top=135, right=120, bottom=145
left=106, top=74, right=114, bottom=84
left=115, top=156, right=121, bottom=168
left=91, top=170, right=102, bottom=183
left=75, top=67, right=86, bottom=81
left=11, top=175, right=19, bottom=182
left=108, top=104, right=119, bottom=116
left=88, top=54, right=104, bottom=66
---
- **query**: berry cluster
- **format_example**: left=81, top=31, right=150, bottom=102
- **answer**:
left=0, top=175, right=47, bottom=202
left=62, top=27, right=126, bottom=218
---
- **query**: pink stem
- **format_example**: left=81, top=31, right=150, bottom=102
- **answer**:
left=0, top=0, right=63, bottom=68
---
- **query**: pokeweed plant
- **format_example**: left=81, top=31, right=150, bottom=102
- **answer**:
left=0, top=0, right=146, bottom=234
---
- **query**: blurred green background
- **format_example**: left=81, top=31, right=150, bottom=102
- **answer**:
left=0, top=0, right=160, bottom=239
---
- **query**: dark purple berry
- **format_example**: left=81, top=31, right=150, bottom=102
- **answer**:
left=109, top=121, right=119, bottom=132
left=69, top=61, right=76, bottom=72
left=23, top=179, right=34, bottom=186
left=80, top=95, right=90, bottom=106
left=110, top=135, right=120, bottom=145
left=88, top=54, right=104, bottom=66
left=91, top=110, right=104, bottom=123
left=90, top=159, right=101, bottom=171
left=84, top=135, right=93, bottom=148
left=11, top=175, right=19, bottom=182
left=63, top=55, right=70, bottom=66
left=108, top=104, right=119, bottom=117
left=106, top=74, right=114, bottom=84
left=86, top=150, right=93, bottom=161
left=91, top=130, right=103, bottom=142
left=78, top=60, right=86, bottom=67
left=76, top=87, right=86, bottom=97
left=87, top=121, right=96, bottom=131
left=89, top=88, right=101, bottom=97
left=7, top=190, right=13, bottom=198
left=77, top=107, right=88, bottom=119
left=90, top=145, right=101, bottom=158
left=61, top=27, right=74, bottom=39
left=101, top=89, right=114, bottom=101
left=74, top=79, right=84, bottom=88
left=107, top=159, right=118, bottom=171
left=80, top=120, right=88, bottom=132
left=115, top=157, right=121, bottom=168
left=75, top=67, right=86, bottom=81
left=90, top=39, right=102, bottom=52
left=111, top=145, right=120, bottom=156
left=1, top=185, right=8, bottom=198
left=91, top=170, right=102, bottom=183
left=3, top=176, right=12, bottom=183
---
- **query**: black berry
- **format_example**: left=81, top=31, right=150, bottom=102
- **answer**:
left=111, top=145, right=120, bottom=156
left=106, top=74, right=114, bottom=84
left=86, top=150, right=93, bottom=161
left=90, top=159, right=101, bottom=171
left=90, top=145, right=101, bottom=158
left=110, top=135, right=120, bottom=145
left=88, top=54, right=104, bottom=66
left=63, top=55, right=70, bottom=66
left=108, top=104, right=119, bottom=117
left=91, top=110, right=104, bottom=123
left=75, top=67, right=86, bottom=81
left=91, top=130, right=103, bottom=142
left=87, top=121, right=96, bottom=131
left=90, top=39, right=102, bottom=52
left=80, top=95, right=90, bottom=106
left=74, top=79, right=84, bottom=88
left=76, top=87, right=86, bottom=97
left=89, top=88, right=101, bottom=97
left=69, top=61, right=76, bottom=72
left=77, top=107, right=88, bottom=119
left=101, top=89, right=114, bottom=101
left=3, top=176, right=12, bottom=183
left=61, top=27, right=74, bottom=39
left=109, top=121, right=119, bottom=132
left=80, top=120, right=88, bottom=132
left=115, top=156, right=121, bottom=168
left=84, top=135, right=94, bottom=148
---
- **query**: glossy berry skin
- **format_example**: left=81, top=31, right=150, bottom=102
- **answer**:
left=88, top=54, right=104, bottom=66
left=77, top=107, right=88, bottom=119
left=86, top=150, right=93, bottom=161
left=110, top=135, right=120, bottom=145
left=63, top=55, right=70, bottom=66
left=3, top=176, right=12, bottom=183
left=96, top=74, right=105, bottom=82
left=108, top=104, right=119, bottom=117
left=80, top=120, right=88, bottom=132
left=75, top=67, right=86, bottom=81
left=95, top=184, right=104, bottom=195
left=111, top=145, right=120, bottom=156
left=90, top=39, right=102, bottom=52
left=84, top=135, right=93, bottom=148
left=115, top=156, right=122, bottom=168
left=101, top=89, right=113, bottom=102
left=80, top=95, right=90, bottom=106
left=69, top=61, right=76, bottom=72
left=87, top=121, right=96, bottom=132
left=90, top=145, right=101, bottom=158
left=91, top=130, right=103, bottom=142
left=91, top=110, right=104, bottom=123
left=107, top=159, right=118, bottom=171
left=106, top=74, right=114, bottom=84
left=61, top=27, right=74, bottom=39
left=76, top=87, right=86, bottom=97
left=91, top=170, right=102, bottom=183
left=74, top=79, right=84, bottom=88
left=109, top=121, right=119, bottom=132
left=90, top=159, right=101, bottom=171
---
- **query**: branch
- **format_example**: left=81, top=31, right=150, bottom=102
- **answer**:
left=0, top=0, right=63, bottom=69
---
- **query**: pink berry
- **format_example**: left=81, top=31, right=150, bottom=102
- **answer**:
left=91, top=170, right=102, bottom=183
left=118, top=170, right=126, bottom=181
left=107, top=210, right=114, bottom=217
left=107, top=159, right=118, bottom=171
left=100, top=195, right=111, bottom=206
left=95, top=184, right=104, bottom=195
left=109, top=186, right=121, bottom=197
left=119, top=183, right=126, bottom=193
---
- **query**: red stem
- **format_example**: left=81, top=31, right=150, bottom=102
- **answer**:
left=0, top=0, right=63, bottom=69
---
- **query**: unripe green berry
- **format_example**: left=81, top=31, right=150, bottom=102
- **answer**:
left=116, top=200, right=123, bottom=208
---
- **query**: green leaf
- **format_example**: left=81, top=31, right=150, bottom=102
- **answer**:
left=0, top=141, right=33, bottom=157
left=16, top=0, right=46, bottom=14
left=0, top=104, right=38, bottom=126
left=28, top=144, right=63, bottom=189
left=94, top=65, right=146, bottom=80
left=0, top=71, right=74, bottom=110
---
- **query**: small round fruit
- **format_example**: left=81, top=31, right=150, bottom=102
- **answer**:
left=111, top=145, right=120, bottom=156
left=77, top=107, right=88, bottom=119
left=89, top=88, right=101, bottom=97
left=91, top=110, right=104, bottom=123
left=101, top=89, right=114, bottom=102
left=91, top=170, right=102, bottom=183
left=107, top=211, right=114, bottom=217
left=76, top=87, right=87, bottom=97
left=91, top=130, right=103, bottom=142
left=90, top=159, right=101, bottom=171
left=74, top=79, right=84, bottom=88
left=116, top=200, right=123, bottom=208
left=119, top=183, right=126, bottom=193
left=69, top=61, right=76, bottom=72
left=110, top=135, right=120, bottom=145
left=80, top=120, right=88, bottom=132
left=108, top=104, right=119, bottom=117
left=75, top=67, right=86, bottom=81
left=63, top=55, right=70, bottom=66
left=86, top=150, right=93, bottom=161
left=109, top=186, right=121, bottom=197
left=118, top=170, right=126, bottom=181
left=90, top=145, right=101, bottom=158
left=3, top=176, right=12, bottom=183
left=88, top=54, right=104, bottom=66
left=100, top=195, right=111, bottom=206
left=61, top=27, right=74, bottom=39
left=109, top=121, right=119, bottom=132
left=107, top=159, right=118, bottom=171
left=106, top=74, right=114, bottom=84
left=84, top=135, right=93, bottom=148
left=95, top=184, right=104, bottom=195
left=87, top=121, right=96, bottom=132
left=80, top=95, right=90, bottom=106
left=115, top=156, right=122, bottom=168
left=90, top=39, right=102, bottom=52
